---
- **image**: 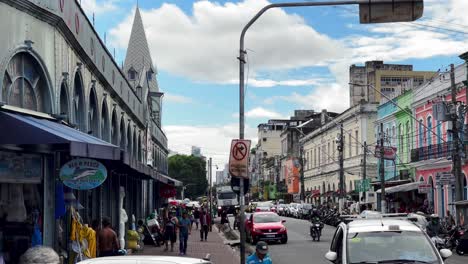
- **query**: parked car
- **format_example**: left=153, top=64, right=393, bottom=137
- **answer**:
left=294, top=204, right=303, bottom=218
left=277, top=204, right=286, bottom=216
left=245, top=212, right=288, bottom=244
left=287, top=203, right=299, bottom=217
left=255, top=202, right=274, bottom=212
left=298, top=203, right=313, bottom=219
left=325, top=218, right=452, bottom=264
left=78, top=255, right=212, bottom=264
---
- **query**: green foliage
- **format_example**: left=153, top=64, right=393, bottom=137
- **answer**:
left=168, top=154, right=208, bottom=199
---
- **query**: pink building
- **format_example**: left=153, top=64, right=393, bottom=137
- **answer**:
left=412, top=64, right=468, bottom=217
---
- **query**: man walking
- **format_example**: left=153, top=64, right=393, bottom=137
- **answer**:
left=177, top=212, right=191, bottom=256
left=193, top=207, right=200, bottom=230
left=200, top=209, right=211, bottom=241
left=97, top=217, right=120, bottom=257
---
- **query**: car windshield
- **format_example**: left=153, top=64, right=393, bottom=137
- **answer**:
left=347, top=231, right=439, bottom=264
left=218, top=192, right=236, bottom=199
left=257, top=202, right=272, bottom=207
left=254, top=214, right=280, bottom=223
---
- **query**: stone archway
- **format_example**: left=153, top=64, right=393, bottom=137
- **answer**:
left=119, top=116, right=126, bottom=149
left=88, top=87, right=99, bottom=137
left=73, top=72, right=85, bottom=131
left=101, top=99, right=110, bottom=141
left=2, top=51, right=53, bottom=113
left=59, top=82, right=69, bottom=117
left=111, top=109, right=118, bottom=145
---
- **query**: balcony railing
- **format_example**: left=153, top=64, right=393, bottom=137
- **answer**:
left=411, top=142, right=458, bottom=162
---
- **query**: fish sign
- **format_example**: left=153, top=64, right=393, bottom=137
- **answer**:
left=60, top=158, right=107, bottom=190
left=229, top=139, right=251, bottom=179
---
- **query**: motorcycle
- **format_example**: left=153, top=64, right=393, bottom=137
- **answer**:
left=444, top=225, right=464, bottom=251
left=310, top=221, right=323, bottom=241
left=431, top=235, right=446, bottom=250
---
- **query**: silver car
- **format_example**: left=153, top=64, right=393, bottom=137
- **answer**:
left=78, top=256, right=212, bottom=264
left=325, top=218, right=452, bottom=264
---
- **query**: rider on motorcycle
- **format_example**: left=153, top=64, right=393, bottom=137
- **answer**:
left=310, top=209, right=321, bottom=223
left=426, top=214, right=442, bottom=237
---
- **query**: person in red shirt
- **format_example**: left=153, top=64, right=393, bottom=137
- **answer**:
left=199, top=209, right=211, bottom=241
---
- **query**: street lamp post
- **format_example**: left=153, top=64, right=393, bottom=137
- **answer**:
left=239, top=2, right=424, bottom=263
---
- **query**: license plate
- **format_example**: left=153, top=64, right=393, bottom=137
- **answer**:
left=265, top=235, right=276, bottom=238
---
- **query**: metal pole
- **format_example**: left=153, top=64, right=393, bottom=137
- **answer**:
left=450, top=64, right=464, bottom=206
left=209, top=158, right=213, bottom=231
left=362, top=141, right=367, bottom=204
left=300, top=146, right=306, bottom=202
left=380, top=123, right=386, bottom=213
left=339, top=124, right=345, bottom=213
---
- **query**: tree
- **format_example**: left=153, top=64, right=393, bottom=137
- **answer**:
left=168, top=154, right=208, bottom=199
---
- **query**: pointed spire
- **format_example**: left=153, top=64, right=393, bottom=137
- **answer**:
left=123, top=6, right=155, bottom=78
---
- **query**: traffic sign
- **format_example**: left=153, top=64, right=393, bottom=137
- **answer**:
left=229, top=139, right=251, bottom=178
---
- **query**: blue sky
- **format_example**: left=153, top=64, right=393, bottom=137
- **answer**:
left=81, top=0, right=468, bottom=167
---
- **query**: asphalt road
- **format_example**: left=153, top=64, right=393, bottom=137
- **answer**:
left=229, top=215, right=467, bottom=264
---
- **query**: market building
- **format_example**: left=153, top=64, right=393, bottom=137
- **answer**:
left=0, top=1, right=180, bottom=263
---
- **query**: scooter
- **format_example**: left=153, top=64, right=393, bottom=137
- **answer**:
left=310, top=221, right=323, bottom=242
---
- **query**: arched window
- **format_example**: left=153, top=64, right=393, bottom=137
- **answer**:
left=59, top=83, right=69, bottom=117
left=2, top=52, right=52, bottom=113
left=419, top=120, right=424, bottom=147
left=427, top=116, right=432, bottom=146
left=88, top=88, right=99, bottom=137
left=398, top=124, right=403, bottom=152
left=349, top=180, right=353, bottom=192
left=119, top=116, right=125, bottom=149
left=127, top=123, right=132, bottom=154
left=138, top=134, right=142, bottom=162
left=128, top=68, right=137, bottom=81
left=392, top=126, right=396, bottom=146
left=406, top=121, right=411, bottom=157
left=101, top=101, right=110, bottom=141
left=437, top=121, right=442, bottom=145
left=133, top=130, right=137, bottom=159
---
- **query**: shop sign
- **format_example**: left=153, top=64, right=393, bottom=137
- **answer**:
left=374, top=146, right=397, bottom=160
left=59, top=158, right=107, bottom=190
left=0, top=151, right=42, bottom=183
left=418, top=184, right=432, bottom=194
left=436, top=172, right=456, bottom=185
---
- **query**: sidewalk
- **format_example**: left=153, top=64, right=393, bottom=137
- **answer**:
left=135, top=226, right=240, bottom=264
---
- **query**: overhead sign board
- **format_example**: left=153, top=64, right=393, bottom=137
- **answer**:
left=229, top=139, right=251, bottom=179
left=60, top=158, right=107, bottom=190
left=374, top=146, right=397, bottom=160
left=418, top=184, right=432, bottom=194
left=355, top=179, right=371, bottom=192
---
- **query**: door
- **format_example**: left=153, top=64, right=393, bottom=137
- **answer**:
left=330, top=226, right=344, bottom=263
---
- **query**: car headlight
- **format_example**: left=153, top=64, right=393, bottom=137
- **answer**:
left=280, top=227, right=286, bottom=232
left=218, top=207, right=222, bottom=210
left=253, top=228, right=262, bottom=233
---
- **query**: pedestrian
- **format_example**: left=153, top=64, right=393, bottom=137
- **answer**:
left=446, top=210, right=455, bottom=229
left=193, top=207, right=201, bottom=230
left=163, top=212, right=177, bottom=252
left=19, top=246, right=60, bottom=264
left=97, top=217, right=120, bottom=257
left=177, top=212, right=192, bottom=256
left=200, top=209, right=211, bottom=241
left=247, top=241, right=273, bottom=264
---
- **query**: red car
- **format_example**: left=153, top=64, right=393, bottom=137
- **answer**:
left=245, top=212, right=288, bottom=244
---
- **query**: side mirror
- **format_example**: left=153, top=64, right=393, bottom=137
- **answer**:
left=281, top=220, right=286, bottom=223
left=325, top=251, right=338, bottom=262
left=439, top=249, right=452, bottom=259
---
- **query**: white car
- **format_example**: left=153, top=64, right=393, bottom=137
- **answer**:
left=78, top=256, right=212, bottom=264
left=325, top=218, right=452, bottom=264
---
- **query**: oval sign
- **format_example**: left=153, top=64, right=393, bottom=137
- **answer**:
left=60, top=158, right=107, bottom=190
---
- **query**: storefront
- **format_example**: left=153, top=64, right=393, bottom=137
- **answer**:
left=376, top=181, right=426, bottom=213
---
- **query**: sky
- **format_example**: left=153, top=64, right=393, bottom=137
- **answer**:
left=80, top=0, right=468, bottom=170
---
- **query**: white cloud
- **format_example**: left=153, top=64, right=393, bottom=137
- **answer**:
left=81, top=0, right=118, bottom=16
left=232, top=107, right=287, bottom=119
left=109, top=0, right=344, bottom=83
left=265, top=83, right=348, bottom=113
left=164, top=93, right=194, bottom=104
left=165, top=123, right=257, bottom=167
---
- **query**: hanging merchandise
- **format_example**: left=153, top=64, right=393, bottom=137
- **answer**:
left=55, top=182, right=66, bottom=219
left=6, top=184, right=27, bottom=222
left=31, top=209, right=42, bottom=247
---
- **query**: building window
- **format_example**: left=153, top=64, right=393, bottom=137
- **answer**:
left=348, top=134, right=352, bottom=158
left=318, top=147, right=321, bottom=166
left=263, top=137, right=267, bottom=142
left=147, top=71, right=152, bottom=80
left=406, top=121, right=411, bottom=158
left=128, top=69, right=137, bottom=81
left=427, top=116, right=432, bottom=146
left=419, top=120, right=424, bottom=147
left=327, top=142, right=330, bottom=163
left=355, top=130, right=359, bottom=156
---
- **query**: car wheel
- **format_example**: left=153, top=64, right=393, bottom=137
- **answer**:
left=456, top=248, right=465, bottom=256
left=281, top=236, right=288, bottom=244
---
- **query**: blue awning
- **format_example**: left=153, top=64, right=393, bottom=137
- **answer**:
left=0, top=110, right=120, bottom=160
